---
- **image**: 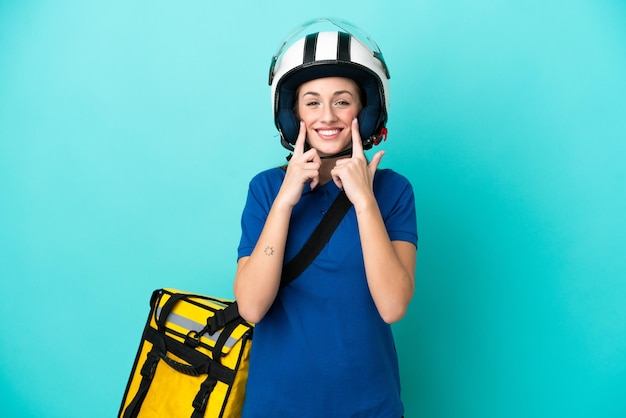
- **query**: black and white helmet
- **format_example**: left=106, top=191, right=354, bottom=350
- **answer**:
left=268, top=18, right=391, bottom=152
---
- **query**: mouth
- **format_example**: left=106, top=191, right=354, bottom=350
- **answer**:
left=315, top=128, right=343, bottom=139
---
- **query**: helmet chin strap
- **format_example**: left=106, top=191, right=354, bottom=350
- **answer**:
left=285, top=141, right=354, bottom=161
left=320, top=148, right=352, bottom=159
left=286, top=147, right=352, bottom=161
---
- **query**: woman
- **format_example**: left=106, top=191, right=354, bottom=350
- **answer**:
left=234, top=18, right=417, bottom=418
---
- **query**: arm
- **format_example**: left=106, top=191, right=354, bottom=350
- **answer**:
left=233, top=200, right=292, bottom=324
left=331, top=119, right=416, bottom=323
left=234, top=122, right=321, bottom=324
left=355, top=200, right=416, bottom=324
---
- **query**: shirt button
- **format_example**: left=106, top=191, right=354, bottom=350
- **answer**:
left=320, top=209, right=326, bottom=215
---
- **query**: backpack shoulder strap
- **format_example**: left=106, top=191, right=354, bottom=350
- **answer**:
left=280, top=190, right=352, bottom=286
left=231, top=190, right=352, bottom=323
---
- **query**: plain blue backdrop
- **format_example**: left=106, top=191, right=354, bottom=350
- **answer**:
left=1, top=1, right=625, bottom=417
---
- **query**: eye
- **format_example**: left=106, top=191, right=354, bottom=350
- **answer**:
left=305, top=100, right=320, bottom=107
left=334, top=99, right=351, bottom=107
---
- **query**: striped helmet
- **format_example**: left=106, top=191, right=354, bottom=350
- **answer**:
left=269, top=18, right=391, bottom=151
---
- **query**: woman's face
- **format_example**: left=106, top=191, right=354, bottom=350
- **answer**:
left=295, top=77, right=362, bottom=157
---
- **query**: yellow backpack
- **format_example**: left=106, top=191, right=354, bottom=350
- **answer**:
left=119, top=289, right=253, bottom=418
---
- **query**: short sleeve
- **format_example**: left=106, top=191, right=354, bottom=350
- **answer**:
left=237, top=168, right=285, bottom=259
left=374, top=169, right=418, bottom=248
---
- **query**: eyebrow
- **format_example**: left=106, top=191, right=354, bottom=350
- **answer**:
left=301, top=90, right=355, bottom=97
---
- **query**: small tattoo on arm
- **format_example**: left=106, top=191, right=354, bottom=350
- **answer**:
left=264, top=246, right=275, bottom=256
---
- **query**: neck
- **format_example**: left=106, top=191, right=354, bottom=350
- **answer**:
left=318, top=154, right=347, bottom=185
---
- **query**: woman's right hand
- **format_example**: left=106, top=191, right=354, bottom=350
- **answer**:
left=276, top=121, right=321, bottom=207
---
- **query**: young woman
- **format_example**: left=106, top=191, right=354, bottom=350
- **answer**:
left=234, top=18, right=417, bottom=418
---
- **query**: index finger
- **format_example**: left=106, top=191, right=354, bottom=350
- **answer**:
left=351, top=118, right=365, bottom=157
left=293, top=120, right=307, bottom=156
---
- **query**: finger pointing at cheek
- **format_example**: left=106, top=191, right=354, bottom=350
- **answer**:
left=293, top=120, right=306, bottom=156
left=351, top=118, right=364, bottom=158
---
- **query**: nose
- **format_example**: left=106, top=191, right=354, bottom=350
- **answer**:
left=320, top=104, right=338, bottom=123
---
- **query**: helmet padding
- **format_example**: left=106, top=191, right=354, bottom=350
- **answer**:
left=276, top=64, right=383, bottom=149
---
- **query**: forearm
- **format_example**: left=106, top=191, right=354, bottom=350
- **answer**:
left=355, top=198, right=416, bottom=324
left=234, top=199, right=293, bottom=323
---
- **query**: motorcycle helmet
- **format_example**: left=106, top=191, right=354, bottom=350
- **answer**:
left=269, top=18, right=391, bottom=153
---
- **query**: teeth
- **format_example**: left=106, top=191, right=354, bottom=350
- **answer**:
left=318, top=129, right=340, bottom=136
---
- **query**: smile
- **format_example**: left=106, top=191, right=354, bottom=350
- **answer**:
left=316, top=129, right=341, bottom=137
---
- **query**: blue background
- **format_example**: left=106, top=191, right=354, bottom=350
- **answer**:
left=1, top=1, right=625, bottom=417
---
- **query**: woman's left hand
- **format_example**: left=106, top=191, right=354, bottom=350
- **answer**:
left=330, top=118, right=385, bottom=209
left=332, top=119, right=414, bottom=324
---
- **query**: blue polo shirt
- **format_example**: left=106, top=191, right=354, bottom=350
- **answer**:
left=238, top=167, right=417, bottom=418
